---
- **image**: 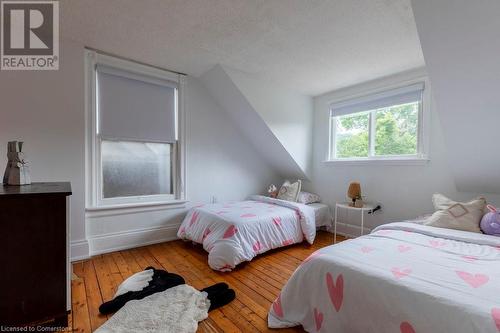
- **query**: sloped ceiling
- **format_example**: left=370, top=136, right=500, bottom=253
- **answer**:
left=411, top=0, right=500, bottom=194
left=61, top=0, right=423, bottom=95
left=200, top=65, right=308, bottom=180
left=223, top=68, right=313, bottom=176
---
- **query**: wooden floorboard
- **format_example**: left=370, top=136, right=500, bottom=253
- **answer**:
left=71, top=231, right=343, bottom=332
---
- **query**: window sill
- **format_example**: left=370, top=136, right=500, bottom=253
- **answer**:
left=324, top=157, right=429, bottom=166
left=86, top=199, right=188, bottom=217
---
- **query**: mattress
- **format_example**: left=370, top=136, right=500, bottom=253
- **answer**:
left=308, top=203, right=332, bottom=228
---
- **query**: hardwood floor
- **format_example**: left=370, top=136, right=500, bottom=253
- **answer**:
left=71, top=231, right=343, bottom=332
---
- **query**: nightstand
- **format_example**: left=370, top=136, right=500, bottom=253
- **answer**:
left=334, top=202, right=378, bottom=243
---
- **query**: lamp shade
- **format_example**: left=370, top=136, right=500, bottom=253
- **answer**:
left=347, top=182, right=361, bottom=199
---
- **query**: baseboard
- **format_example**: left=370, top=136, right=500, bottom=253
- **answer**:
left=70, top=239, right=90, bottom=262
left=88, top=224, right=181, bottom=256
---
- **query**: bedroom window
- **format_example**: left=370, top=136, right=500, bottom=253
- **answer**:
left=328, top=82, right=428, bottom=162
left=85, top=50, right=185, bottom=207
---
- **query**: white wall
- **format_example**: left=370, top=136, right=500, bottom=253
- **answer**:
left=224, top=67, right=314, bottom=177
left=0, top=40, right=281, bottom=260
left=312, top=68, right=500, bottom=236
left=0, top=39, right=88, bottom=257
left=185, top=76, right=280, bottom=202
left=411, top=0, right=500, bottom=194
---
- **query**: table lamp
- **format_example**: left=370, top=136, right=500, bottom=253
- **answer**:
left=347, top=181, right=363, bottom=207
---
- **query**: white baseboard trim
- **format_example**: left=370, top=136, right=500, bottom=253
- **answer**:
left=70, top=239, right=90, bottom=262
left=88, top=224, right=181, bottom=256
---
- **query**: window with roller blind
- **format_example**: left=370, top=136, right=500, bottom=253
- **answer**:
left=328, top=82, right=429, bottom=162
left=86, top=51, right=185, bottom=207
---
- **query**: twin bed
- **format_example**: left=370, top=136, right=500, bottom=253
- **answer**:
left=269, top=221, right=500, bottom=332
left=177, top=195, right=330, bottom=271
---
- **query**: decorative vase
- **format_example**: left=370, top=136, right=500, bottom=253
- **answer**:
left=3, top=141, right=31, bottom=185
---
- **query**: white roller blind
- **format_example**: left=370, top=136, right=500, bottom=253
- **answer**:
left=97, top=64, right=178, bottom=143
left=330, top=82, right=424, bottom=117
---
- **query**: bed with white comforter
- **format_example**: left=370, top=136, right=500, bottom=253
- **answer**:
left=268, top=222, right=500, bottom=333
left=177, top=195, right=316, bottom=271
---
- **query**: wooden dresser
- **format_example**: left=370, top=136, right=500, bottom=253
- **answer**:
left=0, top=182, right=72, bottom=328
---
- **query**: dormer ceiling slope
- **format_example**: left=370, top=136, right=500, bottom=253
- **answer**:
left=200, top=65, right=309, bottom=180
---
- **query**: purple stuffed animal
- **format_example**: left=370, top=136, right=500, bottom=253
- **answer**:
left=480, top=205, right=500, bottom=236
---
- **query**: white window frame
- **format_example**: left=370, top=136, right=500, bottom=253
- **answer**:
left=85, top=50, right=186, bottom=209
left=327, top=77, right=431, bottom=165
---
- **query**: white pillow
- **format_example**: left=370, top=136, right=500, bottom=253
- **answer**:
left=424, top=193, right=486, bottom=233
left=277, top=180, right=302, bottom=202
left=297, top=191, right=321, bottom=204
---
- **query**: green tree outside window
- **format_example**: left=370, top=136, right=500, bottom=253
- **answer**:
left=334, top=102, right=418, bottom=158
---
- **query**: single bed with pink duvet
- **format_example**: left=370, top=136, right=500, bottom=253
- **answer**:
left=268, top=222, right=500, bottom=332
left=177, top=195, right=316, bottom=271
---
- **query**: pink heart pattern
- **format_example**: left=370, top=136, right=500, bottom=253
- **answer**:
left=273, top=295, right=284, bottom=318
left=202, top=228, right=211, bottom=241
left=219, top=264, right=233, bottom=271
left=178, top=226, right=186, bottom=235
left=223, top=225, right=238, bottom=239
left=273, top=217, right=282, bottom=226
left=491, top=308, right=500, bottom=331
left=189, top=212, right=200, bottom=227
left=326, top=272, right=344, bottom=312
left=282, top=239, right=294, bottom=246
left=313, top=308, right=323, bottom=331
left=216, top=210, right=227, bottom=215
left=429, top=239, right=447, bottom=248
left=398, top=244, right=412, bottom=253
left=456, top=271, right=489, bottom=288
left=462, top=255, right=478, bottom=263
left=253, top=241, right=262, bottom=253
left=400, top=321, right=416, bottom=333
left=241, top=213, right=256, bottom=218
left=361, top=246, right=374, bottom=253
left=391, top=267, right=412, bottom=279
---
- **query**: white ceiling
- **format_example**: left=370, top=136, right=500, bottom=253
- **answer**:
left=61, top=0, right=424, bottom=96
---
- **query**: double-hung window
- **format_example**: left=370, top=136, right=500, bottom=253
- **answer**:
left=329, top=82, right=428, bottom=162
left=86, top=51, right=185, bottom=207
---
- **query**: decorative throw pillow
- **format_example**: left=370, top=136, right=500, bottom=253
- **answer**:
left=277, top=180, right=302, bottom=202
left=297, top=191, right=321, bottom=204
left=424, top=193, right=486, bottom=233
